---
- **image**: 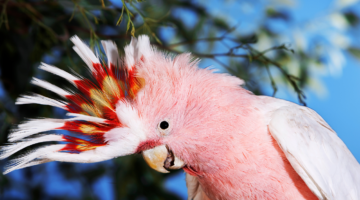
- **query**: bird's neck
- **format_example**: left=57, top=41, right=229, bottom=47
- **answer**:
left=187, top=100, right=318, bottom=200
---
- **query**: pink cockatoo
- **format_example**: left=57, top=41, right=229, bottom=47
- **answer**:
left=1, top=35, right=360, bottom=200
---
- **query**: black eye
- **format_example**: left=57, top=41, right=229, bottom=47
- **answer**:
left=159, top=121, right=169, bottom=130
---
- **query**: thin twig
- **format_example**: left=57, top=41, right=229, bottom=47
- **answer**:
left=265, top=64, right=277, bottom=97
left=18, top=3, right=58, bottom=42
left=0, top=0, right=10, bottom=30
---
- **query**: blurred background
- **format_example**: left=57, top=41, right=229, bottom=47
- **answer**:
left=1, top=0, right=360, bottom=199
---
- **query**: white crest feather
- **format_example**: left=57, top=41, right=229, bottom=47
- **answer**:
left=101, top=40, right=120, bottom=68
left=124, top=35, right=153, bottom=70
left=39, top=62, right=79, bottom=83
left=124, top=37, right=137, bottom=70
left=3, top=144, right=119, bottom=174
left=70, top=35, right=100, bottom=72
left=45, top=149, right=112, bottom=163
left=8, top=119, right=65, bottom=142
left=14, top=159, right=50, bottom=172
left=16, top=94, right=67, bottom=109
left=66, top=113, right=107, bottom=124
left=0, top=134, right=63, bottom=159
left=136, top=35, right=153, bottom=61
left=9, top=114, right=107, bottom=142
left=31, top=78, right=71, bottom=97
left=4, top=144, right=65, bottom=174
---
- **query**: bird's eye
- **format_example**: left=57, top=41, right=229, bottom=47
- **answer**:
left=159, top=121, right=169, bottom=130
left=158, top=120, right=171, bottom=136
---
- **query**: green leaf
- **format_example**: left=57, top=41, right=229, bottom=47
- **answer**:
left=344, top=11, right=359, bottom=26
left=131, top=22, right=135, bottom=36
left=348, top=47, right=360, bottom=60
left=116, top=6, right=125, bottom=25
left=266, top=8, right=289, bottom=21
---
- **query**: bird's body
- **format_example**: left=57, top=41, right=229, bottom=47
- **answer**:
left=1, top=35, right=360, bottom=200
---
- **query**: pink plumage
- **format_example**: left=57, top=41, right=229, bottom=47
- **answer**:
left=2, top=35, right=360, bottom=200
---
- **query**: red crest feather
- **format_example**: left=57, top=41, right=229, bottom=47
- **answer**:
left=1, top=35, right=150, bottom=174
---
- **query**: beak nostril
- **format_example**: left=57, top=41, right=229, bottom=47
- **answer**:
left=164, top=145, right=175, bottom=170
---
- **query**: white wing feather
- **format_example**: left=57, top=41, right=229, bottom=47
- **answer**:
left=267, top=101, right=360, bottom=200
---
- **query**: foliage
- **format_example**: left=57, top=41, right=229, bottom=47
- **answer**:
left=0, top=0, right=359, bottom=199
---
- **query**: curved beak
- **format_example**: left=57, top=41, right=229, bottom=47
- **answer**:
left=142, top=144, right=185, bottom=173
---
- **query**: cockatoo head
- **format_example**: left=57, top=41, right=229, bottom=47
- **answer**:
left=1, top=35, right=246, bottom=176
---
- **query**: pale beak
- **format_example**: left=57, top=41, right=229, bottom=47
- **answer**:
left=142, top=144, right=185, bottom=173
